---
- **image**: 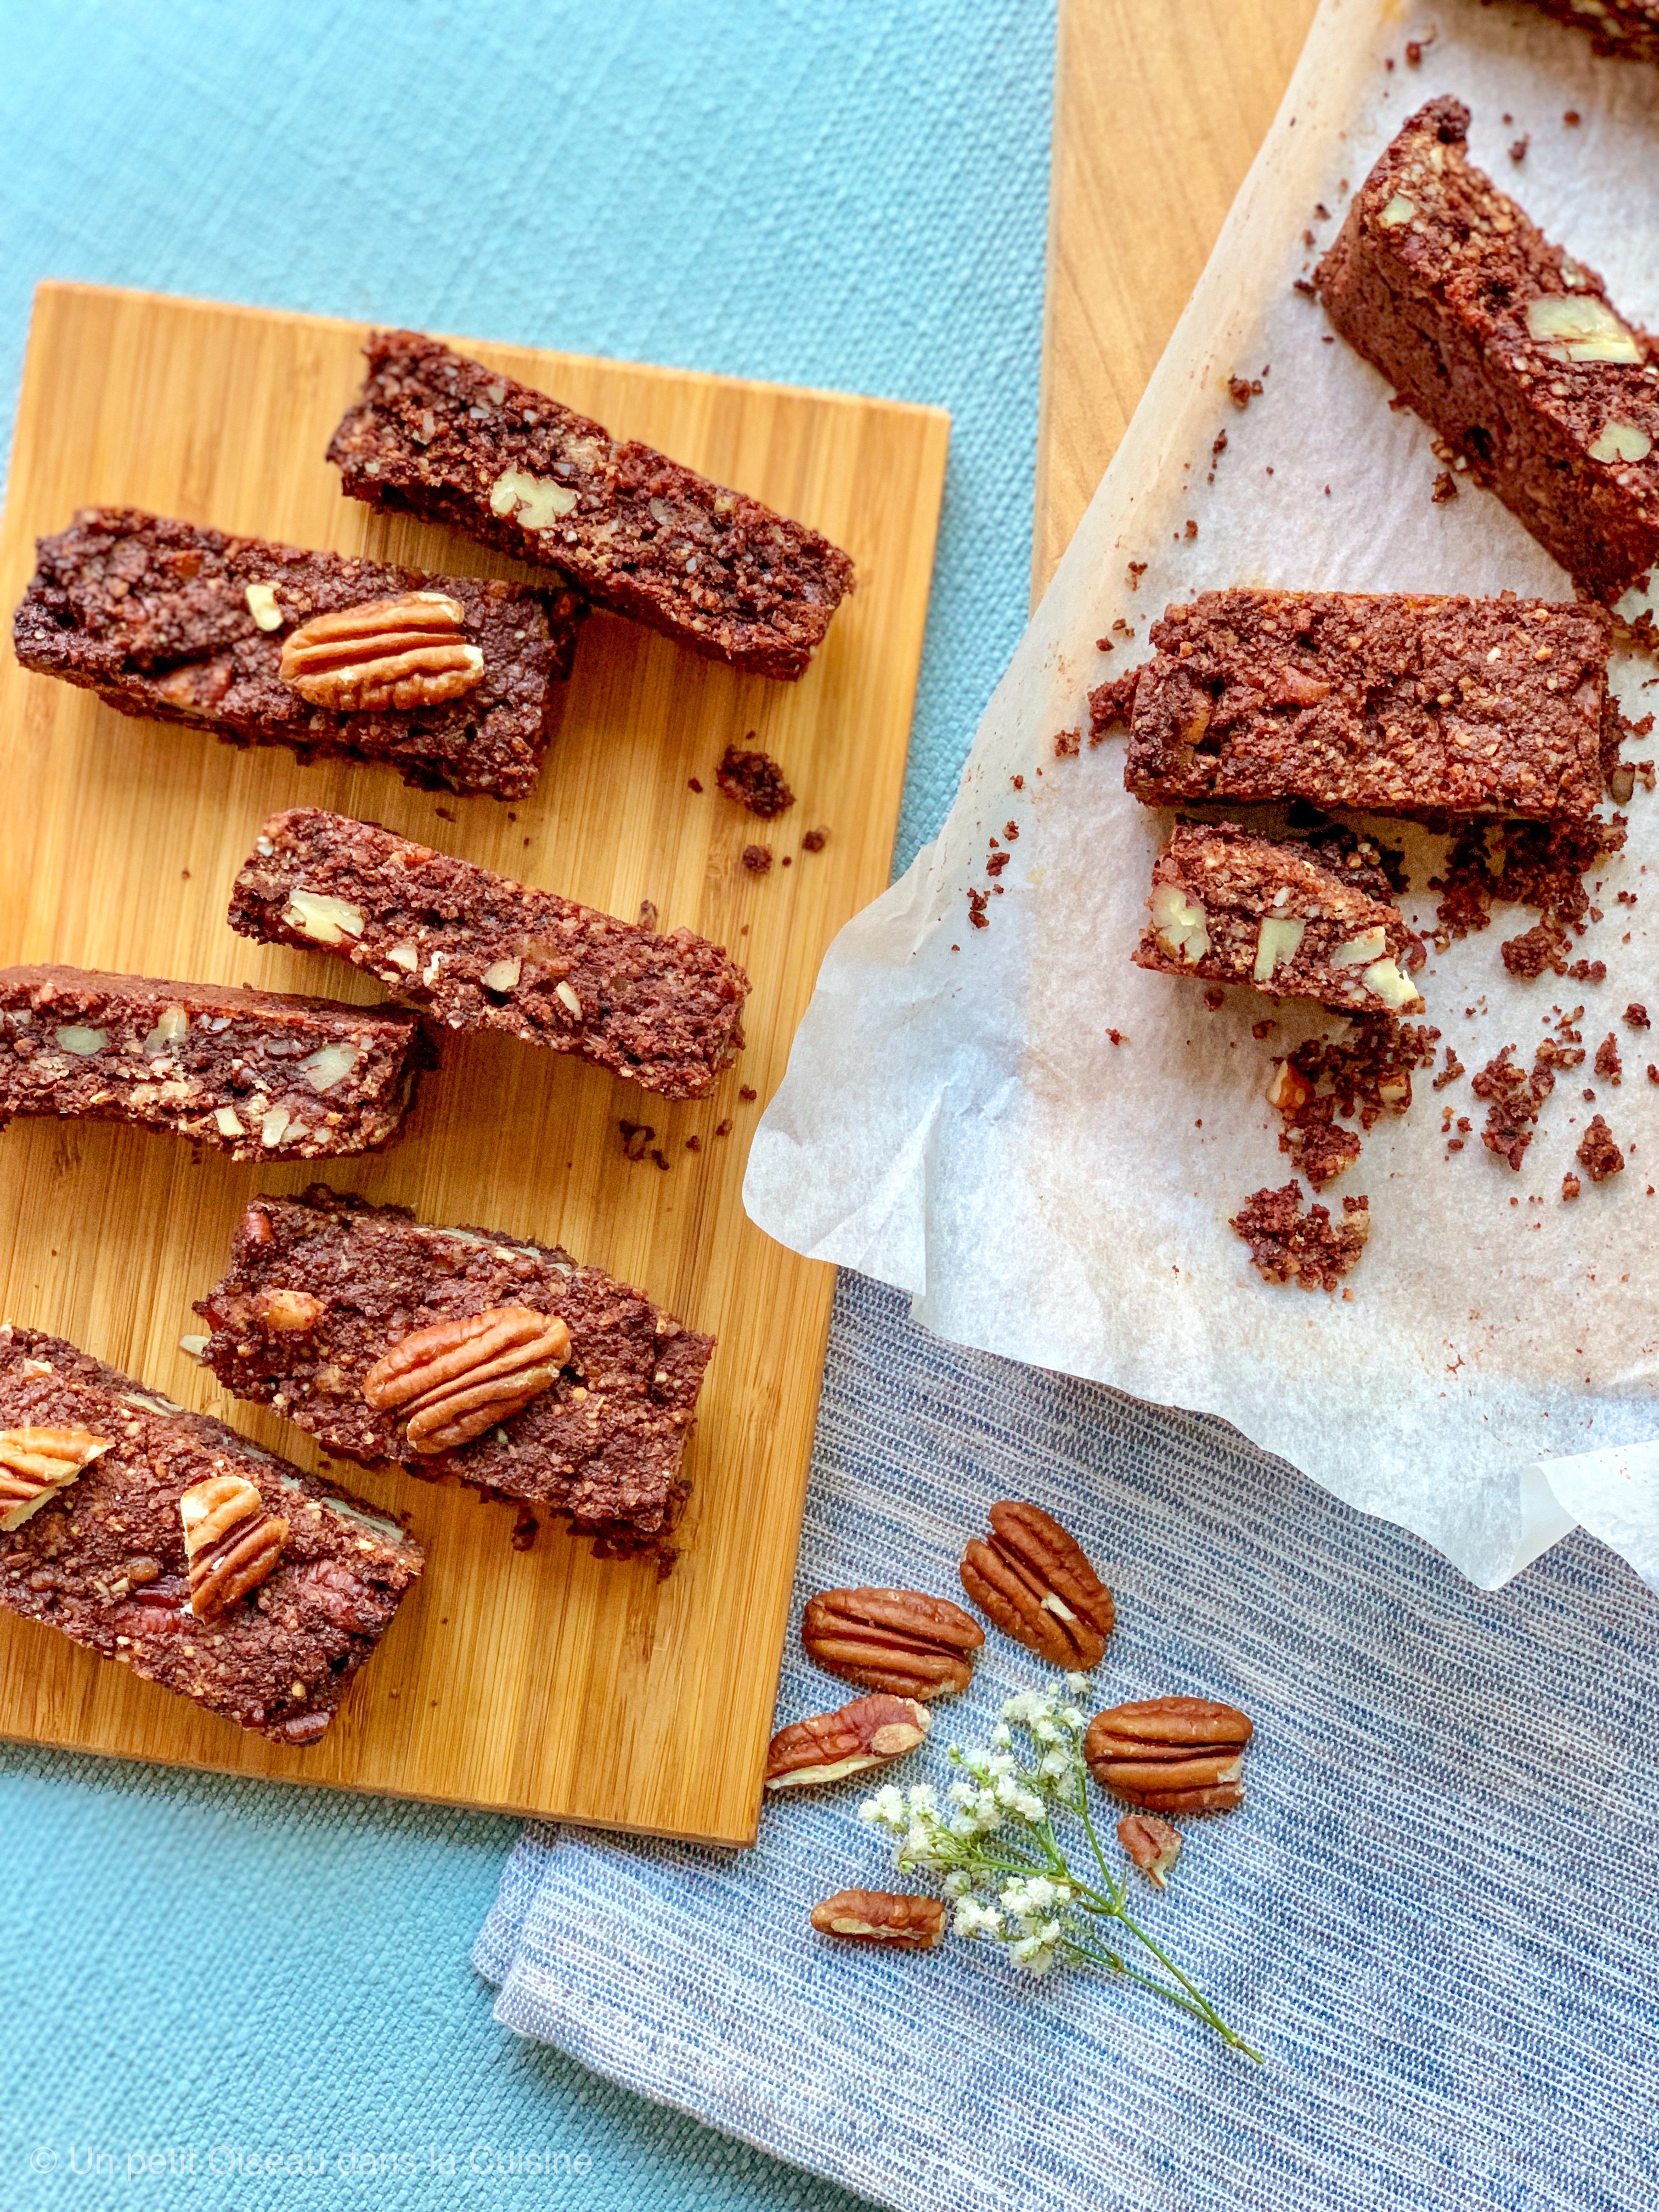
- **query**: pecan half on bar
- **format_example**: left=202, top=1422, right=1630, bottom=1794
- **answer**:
left=808, top=1890, right=946, bottom=1950
left=362, top=1304, right=572, bottom=1455
left=279, top=592, right=486, bottom=711
left=1085, top=1697, right=1254, bottom=1814
left=801, top=1587, right=984, bottom=1699
left=765, top=1693, right=930, bottom=1792
left=179, top=1472, right=289, bottom=1621
left=960, top=1502, right=1114, bottom=1669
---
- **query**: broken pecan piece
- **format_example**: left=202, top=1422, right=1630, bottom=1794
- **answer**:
left=1118, top=1812, right=1183, bottom=1888
left=0, top=1425, right=112, bottom=1532
left=808, top=1889, right=946, bottom=1949
left=959, top=1501, right=1114, bottom=1669
left=279, top=591, right=484, bottom=710
left=179, top=1473, right=289, bottom=1620
left=1085, top=1697, right=1253, bottom=1813
left=362, top=1304, right=572, bottom=1455
left=801, top=1587, right=984, bottom=1699
left=764, top=1693, right=930, bottom=1791
left=252, top=1288, right=324, bottom=1334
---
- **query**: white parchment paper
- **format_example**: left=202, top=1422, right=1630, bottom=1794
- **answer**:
left=747, top=0, right=1659, bottom=1590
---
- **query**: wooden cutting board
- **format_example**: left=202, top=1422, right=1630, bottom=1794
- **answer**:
left=0, top=281, right=947, bottom=1846
left=1034, top=0, right=1320, bottom=597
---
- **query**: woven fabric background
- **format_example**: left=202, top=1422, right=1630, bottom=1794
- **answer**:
left=478, top=1270, right=1659, bottom=2212
left=0, top=3, right=1053, bottom=2209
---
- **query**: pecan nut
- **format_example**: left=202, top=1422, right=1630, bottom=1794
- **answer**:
left=0, top=1425, right=112, bottom=1532
left=1084, top=1697, right=1253, bottom=1813
left=801, top=1587, right=984, bottom=1699
left=278, top=591, right=485, bottom=711
left=1118, top=1812, right=1183, bottom=1888
left=764, top=1693, right=930, bottom=1792
left=809, top=1890, right=946, bottom=1949
left=362, top=1305, right=572, bottom=1455
left=960, top=1501, right=1114, bottom=1669
left=179, top=1473, right=289, bottom=1620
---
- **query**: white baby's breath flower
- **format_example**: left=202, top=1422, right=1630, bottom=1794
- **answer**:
left=942, top=1870, right=973, bottom=1897
left=1060, top=1706, right=1085, bottom=1730
left=1064, top=1671, right=1091, bottom=1692
left=990, top=1722, right=1013, bottom=1748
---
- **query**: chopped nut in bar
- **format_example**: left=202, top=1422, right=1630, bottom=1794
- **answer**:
left=1133, top=823, right=1424, bottom=1014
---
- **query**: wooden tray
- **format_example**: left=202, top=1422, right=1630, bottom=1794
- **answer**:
left=0, top=282, right=947, bottom=1845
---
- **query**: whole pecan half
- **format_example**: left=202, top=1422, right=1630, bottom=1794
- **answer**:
left=279, top=591, right=485, bottom=711
left=801, top=1587, right=984, bottom=1699
left=1084, top=1697, right=1253, bottom=1813
left=1118, top=1812, right=1183, bottom=1888
left=809, top=1889, right=946, bottom=1949
left=0, top=1424, right=112, bottom=1532
left=960, top=1500, right=1114, bottom=1669
left=179, top=1473, right=289, bottom=1620
left=362, top=1305, right=572, bottom=1455
left=765, top=1693, right=930, bottom=1791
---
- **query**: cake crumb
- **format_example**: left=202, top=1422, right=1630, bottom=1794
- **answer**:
left=1578, top=1116, right=1624, bottom=1182
left=741, top=844, right=773, bottom=874
left=716, top=742, right=795, bottom=819
left=1230, top=1182, right=1370, bottom=1290
left=1595, top=1035, right=1622, bottom=1085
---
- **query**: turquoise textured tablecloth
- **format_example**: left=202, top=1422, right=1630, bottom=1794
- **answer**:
left=0, top=4, right=1054, bottom=2207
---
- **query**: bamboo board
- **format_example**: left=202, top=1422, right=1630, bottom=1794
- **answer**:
left=0, top=282, right=948, bottom=1846
left=1034, top=0, right=1319, bottom=599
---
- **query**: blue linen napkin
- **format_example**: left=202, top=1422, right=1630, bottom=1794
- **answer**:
left=476, top=1268, right=1659, bottom=2212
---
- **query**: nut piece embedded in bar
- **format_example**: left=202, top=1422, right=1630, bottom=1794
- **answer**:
left=764, top=1693, right=931, bottom=1791
left=279, top=592, right=486, bottom=712
left=0, top=1424, right=112, bottom=1531
left=362, top=1304, right=572, bottom=1456
left=808, top=1890, right=947, bottom=1949
left=801, top=1587, right=985, bottom=1700
left=1118, top=1812, right=1183, bottom=1888
left=1085, top=1697, right=1254, bottom=1814
left=960, top=1502, right=1114, bottom=1670
left=179, top=1473, right=290, bottom=1621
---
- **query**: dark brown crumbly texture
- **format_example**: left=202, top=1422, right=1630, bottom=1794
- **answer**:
left=1229, top=1183, right=1371, bottom=1290
left=193, top=1189, right=714, bottom=1564
left=1315, top=99, right=1659, bottom=601
left=228, top=809, right=748, bottom=1102
left=0, top=965, right=425, bottom=1160
left=1513, top=0, right=1659, bottom=73
left=1473, top=1043, right=1555, bottom=1169
left=12, top=509, right=583, bottom=800
left=327, top=331, right=854, bottom=681
left=1133, top=823, right=1424, bottom=1013
left=1109, top=589, right=1610, bottom=818
left=0, top=1321, right=421, bottom=1742
left=715, top=744, right=795, bottom=818
left=1577, top=1113, right=1625, bottom=1181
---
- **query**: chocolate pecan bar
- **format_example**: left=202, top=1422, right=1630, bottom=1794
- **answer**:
left=1517, top=0, right=1659, bottom=64
left=192, top=1188, right=715, bottom=1565
left=327, top=330, right=854, bottom=681
left=0, top=1320, right=421, bottom=1743
left=0, top=965, right=426, bottom=1159
left=1133, top=824, right=1424, bottom=1013
left=1316, top=99, right=1659, bottom=600
left=228, top=808, right=748, bottom=1101
left=13, top=508, right=584, bottom=799
left=1105, top=589, right=1609, bottom=819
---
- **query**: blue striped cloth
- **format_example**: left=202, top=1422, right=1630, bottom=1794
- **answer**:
left=476, top=1269, right=1659, bottom=2211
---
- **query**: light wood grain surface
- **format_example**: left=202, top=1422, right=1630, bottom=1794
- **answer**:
left=1034, top=0, right=1321, bottom=599
left=0, top=283, right=947, bottom=1846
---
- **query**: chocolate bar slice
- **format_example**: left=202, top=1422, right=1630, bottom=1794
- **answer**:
left=228, top=808, right=748, bottom=1101
left=327, top=329, right=854, bottom=681
left=1105, top=589, right=1609, bottom=819
left=1133, top=824, right=1424, bottom=1013
left=0, top=965, right=426, bottom=1159
left=193, top=1188, right=715, bottom=1565
left=0, top=1320, right=421, bottom=1743
left=13, top=508, right=584, bottom=799
left=1516, top=0, right=1659, bottom=65
left=1316, top=99, right=1659, bottom=600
